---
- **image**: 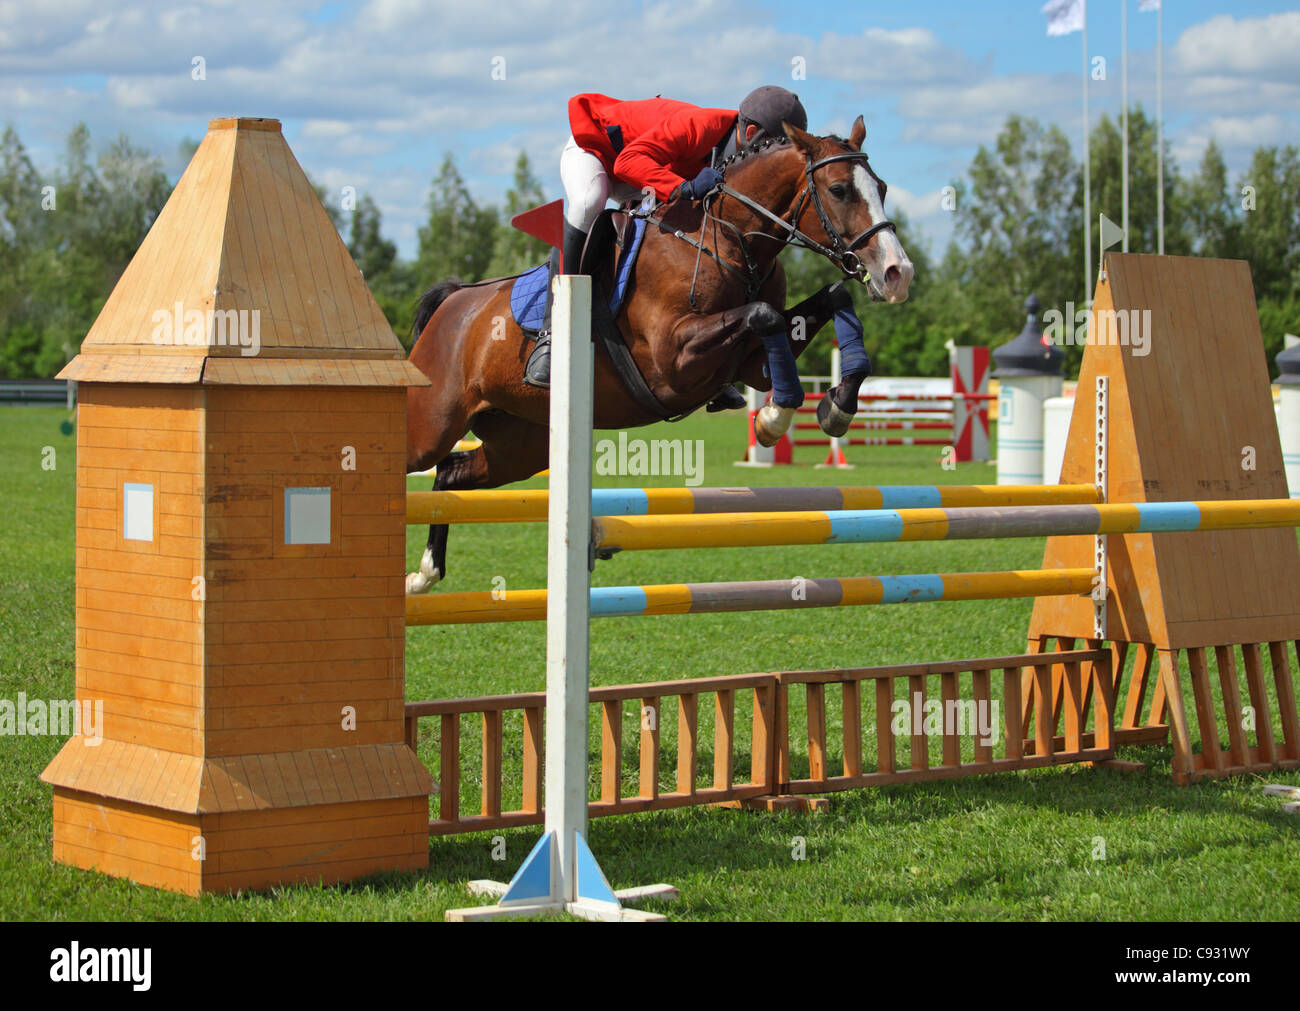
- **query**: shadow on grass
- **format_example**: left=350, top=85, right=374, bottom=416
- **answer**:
left=328, top=743, right=1300, bottom=919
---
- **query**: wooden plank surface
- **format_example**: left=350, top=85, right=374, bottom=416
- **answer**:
left=640, top=696, right=660, bottom=801
left=677, top=694, right=698, bottom=795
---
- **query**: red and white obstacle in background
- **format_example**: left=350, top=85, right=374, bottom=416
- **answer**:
left=739, top=344, right=993, bottom=468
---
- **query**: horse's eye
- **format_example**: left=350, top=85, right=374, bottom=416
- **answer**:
left=828, top=183, right=849, bottom=200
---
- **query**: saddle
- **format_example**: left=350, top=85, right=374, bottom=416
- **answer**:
left=509, top=209, right=673, bottom=419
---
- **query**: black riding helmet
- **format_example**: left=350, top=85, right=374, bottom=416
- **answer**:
left=738, top=86, right=808, bottom=141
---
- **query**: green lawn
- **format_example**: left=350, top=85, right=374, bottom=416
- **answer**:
left=2, top=403, right=1297, bottom=921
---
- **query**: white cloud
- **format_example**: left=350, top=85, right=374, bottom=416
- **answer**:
left=1176, top=12, right=1300, bottom=81
left=2, top=0, right=1295, bottom=265
left=814, top=26, right=973, bottom=85
left=1197, top=113, right=1293, bottom=149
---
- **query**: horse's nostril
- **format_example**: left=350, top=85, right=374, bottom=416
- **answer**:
left=885, top=265, right=901, bottom=286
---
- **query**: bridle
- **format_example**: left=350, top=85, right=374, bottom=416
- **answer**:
left=786, top=150, right=897, bottom=279
left=643, top=140, right=897, bottom=308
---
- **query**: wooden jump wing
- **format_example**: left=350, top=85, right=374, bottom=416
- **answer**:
left=1029, top=253, right=1300, bottom=783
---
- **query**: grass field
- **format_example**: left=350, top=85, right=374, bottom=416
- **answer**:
left=2, top=402, right=1298, bottom=921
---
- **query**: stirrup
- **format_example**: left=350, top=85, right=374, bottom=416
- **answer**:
left=523, top=331, right=551, bottom=390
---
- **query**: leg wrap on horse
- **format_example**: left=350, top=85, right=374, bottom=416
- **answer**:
left=762, top=331, right=805, bottom=409
left=817, top=285, right=872, bottom=437
left=833, top=296, right=871, bottom=380
left=755, top=323, right=803, bottom=448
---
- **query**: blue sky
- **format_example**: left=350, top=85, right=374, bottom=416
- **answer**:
left=1, top=1, right=1296, bottom=261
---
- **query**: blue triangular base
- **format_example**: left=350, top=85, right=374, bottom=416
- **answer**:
left=495, top=830, right=623, bottom=909
left=574, top=832, right=619, bottom=905
left=499, top=833, right=554, bottom=904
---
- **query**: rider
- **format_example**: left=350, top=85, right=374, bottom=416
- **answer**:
left=524, top=86, right=871, bottom=407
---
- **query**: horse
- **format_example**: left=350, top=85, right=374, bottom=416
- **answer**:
left=405, top=115, right=913, bottom=592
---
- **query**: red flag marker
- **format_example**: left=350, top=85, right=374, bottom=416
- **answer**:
left=511, top=200, right=566, bottom=268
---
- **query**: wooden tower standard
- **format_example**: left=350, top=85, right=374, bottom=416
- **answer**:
left=1029, top=253, right=1300, bottom=783
left=43, top=117, right=434, bottom=894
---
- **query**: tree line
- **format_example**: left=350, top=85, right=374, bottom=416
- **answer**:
left=1, top=109, right=1296, bottom=381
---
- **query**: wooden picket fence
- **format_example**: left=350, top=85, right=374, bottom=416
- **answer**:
left=405, top=649, right=1116, bottom=835
left=1030, top=637, right=1300, bottom=783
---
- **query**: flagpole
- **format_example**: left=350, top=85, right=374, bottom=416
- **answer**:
left=1083, top=3, right=1092, bottom=304
left=1121, top=0, right=1129, bottom=252
left=1156, top=1, right=1164, bottom=254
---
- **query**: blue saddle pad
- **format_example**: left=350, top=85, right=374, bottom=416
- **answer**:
left=509, top=263, right=550, bottom=333
left=507, top=213, right=649, bottom=334
left=608, top=215, right=647, bottom=315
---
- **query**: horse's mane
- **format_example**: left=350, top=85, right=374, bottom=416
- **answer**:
left=719, top=132, right=853, bottom=177
left=718, top=135, right=792, bottom=172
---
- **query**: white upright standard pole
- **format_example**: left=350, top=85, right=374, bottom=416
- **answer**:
left=545, top=271, right=595, bottom=908
left=1093, top=375, right=1109, bottom=639
left=446, top=274, right=677, bottom=922
left=816, top=342, right=852, bottom=469
left=737, top=385, right=775, bottom=466
left=1083, top=9, right=1092, bottom=306
left=1156, top=1, right=1164, bottom=254
left=1121, top=0, right=1129, bottom=252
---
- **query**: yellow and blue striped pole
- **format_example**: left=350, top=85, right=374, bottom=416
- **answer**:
left=405, top=568, right=1096, bottom=626
left=590, top=500, right=1300, bottom=553
left=406, top=483, right=1102, bottom=525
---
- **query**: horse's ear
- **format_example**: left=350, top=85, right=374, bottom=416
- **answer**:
left=849, top=115, right=866, bottom=151
left=783, top=120, right=817, bottom=155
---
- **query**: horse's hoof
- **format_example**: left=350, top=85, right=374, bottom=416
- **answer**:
left=817, top=394, right=855, bottom=438
left=754, top=403, right=795, bottom=447
left=405, top=548, right=443, bottom=594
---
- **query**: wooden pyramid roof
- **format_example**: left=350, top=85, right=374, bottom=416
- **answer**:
left=58, top=117, right=427, bottom=387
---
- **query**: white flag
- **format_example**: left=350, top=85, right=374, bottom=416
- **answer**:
left=1099, top=213, right=1124, bottom=252
left=1042, top=0, right=1085, bottom=36
left=1138, top=0, right=1160, bottom=11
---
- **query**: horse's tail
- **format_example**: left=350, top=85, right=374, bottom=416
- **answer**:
left=411, top=278, right=466, bottom=341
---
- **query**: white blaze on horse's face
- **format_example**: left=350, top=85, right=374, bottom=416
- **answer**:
left=853, top=165, right=914, bottom=303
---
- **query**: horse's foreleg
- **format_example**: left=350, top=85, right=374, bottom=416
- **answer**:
left=734, top=282, right=868, bottom=439
left=672, top=301, right=797, bottom=448
left=735, top=282, right=841, bottom=390
left=818, top=284, right=872, bottom=437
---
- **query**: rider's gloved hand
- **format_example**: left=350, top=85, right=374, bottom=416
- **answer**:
left=671, top=166, right=722, bottom=202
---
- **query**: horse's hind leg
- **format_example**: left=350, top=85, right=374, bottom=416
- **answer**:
left=405, top=415, right=550, bottom=593
left=405, top=452, right=468, bottom=594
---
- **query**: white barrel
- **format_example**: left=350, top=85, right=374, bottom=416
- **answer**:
left=1282, top=387, right=1299, bottom=498
left=1041, top=396, right=1075, bottom=485
left=996, top=374, right=1063, bottom=485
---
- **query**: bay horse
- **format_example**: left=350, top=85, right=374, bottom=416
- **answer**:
left=405, top=115, right=913, bottom=592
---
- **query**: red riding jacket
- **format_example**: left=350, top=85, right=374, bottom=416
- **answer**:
left=568, top=94, right=738, bottom=201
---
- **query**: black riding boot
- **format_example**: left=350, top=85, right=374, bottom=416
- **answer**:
left=524, top=224, right=589, bottom=390
left=706, top=385, right=747, bottom=411
left=561, top=222, right=588, bottom=277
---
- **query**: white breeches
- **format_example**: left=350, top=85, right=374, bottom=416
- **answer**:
left=560, top=135, right=642, bottom=232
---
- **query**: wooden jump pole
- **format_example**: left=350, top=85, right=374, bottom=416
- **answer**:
left=406, top=482, right=1103, bottom=525
left=590, top=499, right=1300, bottom=554
left=407, top=569, right=1097, bottom=626
left=444, top=274, right=676, bottom=922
